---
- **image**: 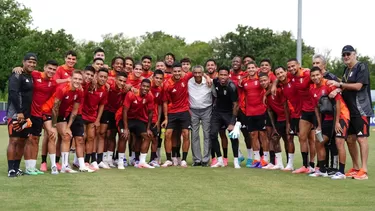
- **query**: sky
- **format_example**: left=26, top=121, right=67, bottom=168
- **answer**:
left=17, top=0, right=375, bottom=61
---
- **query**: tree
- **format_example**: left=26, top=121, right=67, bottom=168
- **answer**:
left=211, top=25, right=315, bottom=68
left=182, top=41, right=214, bottom=66
left=0, top=0, right=32, bottom=91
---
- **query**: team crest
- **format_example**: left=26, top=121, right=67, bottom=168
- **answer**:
left=74, top=94, right=77, bottom=100
left=156, top=92, right=160, bottom=97
left=300, top=78, right=303, bottom=83
left=224, top=90, right=227, bottom=95
left=181, top=83, right=185, bottom=87
left=143, top=99, right=146, bottom=104
left=288, top=83, right=291, bottom=88
left=254, top=81, right=258, bottom=85
left=99, top=92, right=103, bottom=98
left=48, top=82, right=51, bottom=87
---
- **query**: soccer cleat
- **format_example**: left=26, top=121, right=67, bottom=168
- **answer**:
left=16, top=169, right=24, bottom=176
left=85, top=163, right=97, bottom=171
left=211, top=161, right=224, bottom=168
left=107, top=159, right=116, bottom=168
left=331, top=172, right=346, bottom=180
left=60, top=166, right=78, bottom=173
left=25, top=168, right=38, bottom=176
left=91, top=161, right=99, bottom=170
left=172, top=157, right=179, bottom=166
left=283, top=164, right=294, bottom=171
left=234, top=159, right=241, bottom=169
left=292, top=166, right=309, bottom=174
left=211, top=157, right=218, bottom=166
left=117, top=162, right=125, bottom=170
left=51, top=166, right=59, bottom=175
left=309, top=169, right=328, bottom=177
left=134, top=161, right=140, bottom=168
left=262, top=163, right=275, bottom=170
left=8, top=169, right=17, bottom=178
left=250, top=160, right=261, bottom=168
left=138, top=162, right=155, bottom=169
left=180, top=160, right=188, bottom=168
left=98, top=161, right=110, bottom=169
left=327, top=168, right=338, bottom=177
left=260, top=159, right=268, bottom=167
left=238, top=155, right=245, bottom=165
left=271, top=164, right=284, bottom=170
left=56, top=163, right=62, bottom=171
left=245, top=159, right=253, bottom=168
left=34, top=168, right=45, bottom=175
left=72, top=161, right=80, bottom=169
left=161, top=160, right=173, bottom=168
left=149, top=160, right=160, bottom=167
left=177, top=157, right=182, bottom=166
left=40, top=163, right=47, bottom=172
left=123, top=158, right=128, bottom=167
left=130, top=158, right=136, bottom=166
left=345, top=168, right=359, bottom=178
left=79, top=166, right=95, bottom=173
left=353, top=169, right=368, bottom=180
left=223, top=158, right=228, bottom=167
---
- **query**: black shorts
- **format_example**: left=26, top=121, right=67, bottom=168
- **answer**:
left=7, top=118, right=31, bottom=138
left=57, top=114, right=84, bottom=137
left=118, top=119, right=147, bottom=137
left=151, top=123, right=158, bottom=137
left=348, top=116, right=369, bottom=137
left=336, top=118, right=349, bottom=139
left=238, top=109, right=249, bottom=130
left=276, top=120, right=287, bottom=137
left=30, top=115, right=43, bottom=136
left=166, top=111, right=191, bottom=129
left=322, top=120, right=333, bottom=139
left=265, top=112, right=277, bottom=127
left=289, top=118, right=300, bottom=135
left=247, top=114, right=266, bottom=132
left=42, top=114, right=52, bottom=122
left=301, top=111, right=316, bottom=126
left=100, top=110, right=116, bottom=129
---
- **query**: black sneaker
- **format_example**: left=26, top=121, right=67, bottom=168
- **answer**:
left=16, top=169, right=24, bottom=176
left=201, top=162, right=209, bottom=167
left=8, top=169, right=16, bottom=178
left=192, top=162, right=202, bottom=166
left=327, top=168, right=338, bottom=177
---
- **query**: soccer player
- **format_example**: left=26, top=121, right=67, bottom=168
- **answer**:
left=94, top=48, right=105, bottom=60
left=230, top=56, right=252, bottom=166
left=124, top=56, right=134, bottom=74
left=92, top=58, right=104, bottom=72
left=99, top=72, right=128, bottom=167
left=181, top=57, right=191, bottom=73
left=118, top=79, right=155, bottom=169
left=259, top=72, right=290, bottom=170
left=82, top=68, right=109, bottom=169
left=53, top=71, right=92, bottom=173
left=164, top=53, right=175, bottom=74
left=273, top=66, right=298, bottom=170
left=328, top=45, right=373, bottom=180
left=156, top=60, right=167, bottom=72
left=7, top=53, right=36, bottom=177
left=141, top=55, right=153, bottom=78
left=160, top=62, right=194, bottom=167
left=242, top=55, right=255, bottom=67
left=239, top=62, right=269, bottom=168
left=24, top=60, right=59, bottom=175
left=309, top=66, right=350, bottom=179
left=210, top=66, right=240, bottom=168
left=108, top=56, right=125, bottom=77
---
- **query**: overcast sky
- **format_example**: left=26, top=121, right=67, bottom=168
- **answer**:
left=18, top=0, right=375, bottom=61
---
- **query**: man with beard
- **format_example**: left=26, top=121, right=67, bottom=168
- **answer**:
left=141, top=55, right=153, bottom=78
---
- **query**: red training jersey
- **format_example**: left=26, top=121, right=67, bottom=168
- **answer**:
left=229, top=70, right=247, bottom=113
left=105, top=78, right=127, bottom=113
left=31, top=71, right=57, bottom=117
left=288, top=68, right=315, bottom=112
left=123, top=91, right=154, bottom=123
left=240, top=76, right=266, bottom=116
left=82, top=84, right=108, bottom=122
left=163, top=72, right=193, bottom=114
left=150, top=82, right=164, bottom=124
left=266, top=88, right=287, bottom=121
left=142, top=70, right=153, bottom=79
left=279, top=78, right=302, bottom=119
left=126, top=73, right=142, bottom=89
left=53, top=65, right=74, bottom=89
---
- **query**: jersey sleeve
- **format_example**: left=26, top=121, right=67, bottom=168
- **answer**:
left=162, top=84, right=170, bottom=102
left=123, top=92, right=133, bottom=109
left=8, top=73, right=22, bottom=113
left=229, top=82, right=238, bottom=103
left=55, top=87, right=65, bottom=100
left=355, top=63, right=369, bottom=85
left=147, top=94, right=155, bottom=111
left=183, top=72, right=194, bottom=81
left=100, top=90, right=108, bottom=105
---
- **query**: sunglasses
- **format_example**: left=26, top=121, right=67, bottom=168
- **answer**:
left=342, top=52, right=351, bottom=57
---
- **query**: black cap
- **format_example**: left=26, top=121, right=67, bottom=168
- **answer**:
left=342, top=45, right=355, bottom=53
left=24, top=53, right=38, bottom=61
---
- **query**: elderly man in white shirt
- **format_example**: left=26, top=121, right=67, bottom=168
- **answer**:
left=188, top=65, right=213, bottom=167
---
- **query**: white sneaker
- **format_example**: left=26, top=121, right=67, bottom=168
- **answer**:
left=262, top=163, right=275, bottom=169
left=98, top=161, right=110, bottom=169
left=117, top=161, right=125, bottom=170
left=107, top=160, right=116, bottom=168
left=309, top=169, right=328, bottom=177
left=149, top=160, right=160, bottom=167
left=91, top=161, right=99, bottom=170
left=271, top=164, right=284, bottom=170
left=283, top=164, right=294, bottom=171
left=180, top=160, right=188, bottom=168
left=161, top=160, right=173, bottom=168
left=51, top=166, right=59, bottom=175
left=172, top=157, right=178, bottom=166
left=211, top=161, right=224, bottom=168
left=61, top=166, right=78, bottom=173
left=156, top=157, right=161, bottom=165
left=177, top=157, right=182, bottom=166
left=138, top=162, right=155, bottom=169
left=307, top=166, right=315, bottom=173
left=331, top=172, right=346, bottom=180
left=79, top=166, right=95, bottom=173
left=234, top=162, right=241, bottom=169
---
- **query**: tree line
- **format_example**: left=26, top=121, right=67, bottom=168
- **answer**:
left=1, top=0, right=374, bottom=100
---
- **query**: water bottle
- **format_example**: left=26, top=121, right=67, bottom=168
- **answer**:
left=160, top=128, right=166, bottom=141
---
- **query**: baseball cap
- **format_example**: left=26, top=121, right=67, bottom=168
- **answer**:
left=342, top=45, right=355, bottom=53
left=24, top=53, right=38, bottom=61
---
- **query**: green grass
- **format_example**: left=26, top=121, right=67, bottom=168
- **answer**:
left=0, top=125, right=374, bottom=211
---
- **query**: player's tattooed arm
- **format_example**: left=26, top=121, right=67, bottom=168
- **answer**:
left=52, top=99, right=61, bottom=126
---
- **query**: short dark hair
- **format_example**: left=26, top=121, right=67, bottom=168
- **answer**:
left=310, top=66, right=322, bottom=73
left=65, top=50, right=77, bottom=58
left=172, top=62, right=182, bottom=68
left=73, top=69, right=83, bottom=76
left=164, top=52, right=175, bottom=61
left=218, top=66, right=230, bottom=73
left=260, top=58, right=272, bottom=66
left=45, top=60, right=59, bottom=66
left=141, top=78, right=151, bottom=85
left=180, top=57, right=191, bottom=64
left=153, top=69, right=164, bottom=77
left=141, top=55, right=152, bottom=61
left=243, top=55, right=255, bottom=61
left=111, top=56, right=125, bottom=67
left=287, top=58, right=299, bottom=63
left=98, top=67, right=109, bottom=74
left=84, top=66, right=95, bottom=74
left=117, top=71, right=128, bottom=78
left=134, top=62, right=143, bottom=68
left=205, top=59, right=217, bottom=66
left=93, top=57, right=104, bottom=63
left=258, top=72, right=269, bottom=78
left=94, top=48, right=105, bottom=54
left=274, top=66, right=286, bottom=72
left=246, top=61, right=258, bottom=67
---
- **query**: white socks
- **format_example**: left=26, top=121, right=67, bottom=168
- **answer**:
left=217, top=156, right=223, bottom=164
left=78, top=157, right=85, bottom=168
left=107, top=151, right=114, bottom=162
left=333, top=155, right=338, bottom=169
left=238, top=149, right=243, bottom=158
left=49, top=154, right=56, bottom=167
left=275, top=152, right=283, bottom=166
left=62, top=152, right=69, bottom=168
left=103, top=152, right=108, bottom=162
left=25, top=160, right=30, bottom=169
left=25, top=160, right=36, bottom=169
left=73, top=153, right=78, bottom=164
left=288, top=153, right=294, bottom=166
left=247, top=149, right=253, bottom=159
left=140, top=153, right=147, bottom=164
left=118, top=153, right=125, bottom=163
left=254, top=151, right=260, bottom=161
left=263, top=151, right=269, bottom=163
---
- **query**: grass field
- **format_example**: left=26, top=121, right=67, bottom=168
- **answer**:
left=1, top=125, right=374, bottom=211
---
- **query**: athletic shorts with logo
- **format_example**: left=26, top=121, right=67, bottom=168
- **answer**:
left=348, top=116, right=368, bottom=137
left=57, top=114, right=84, bottom=137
